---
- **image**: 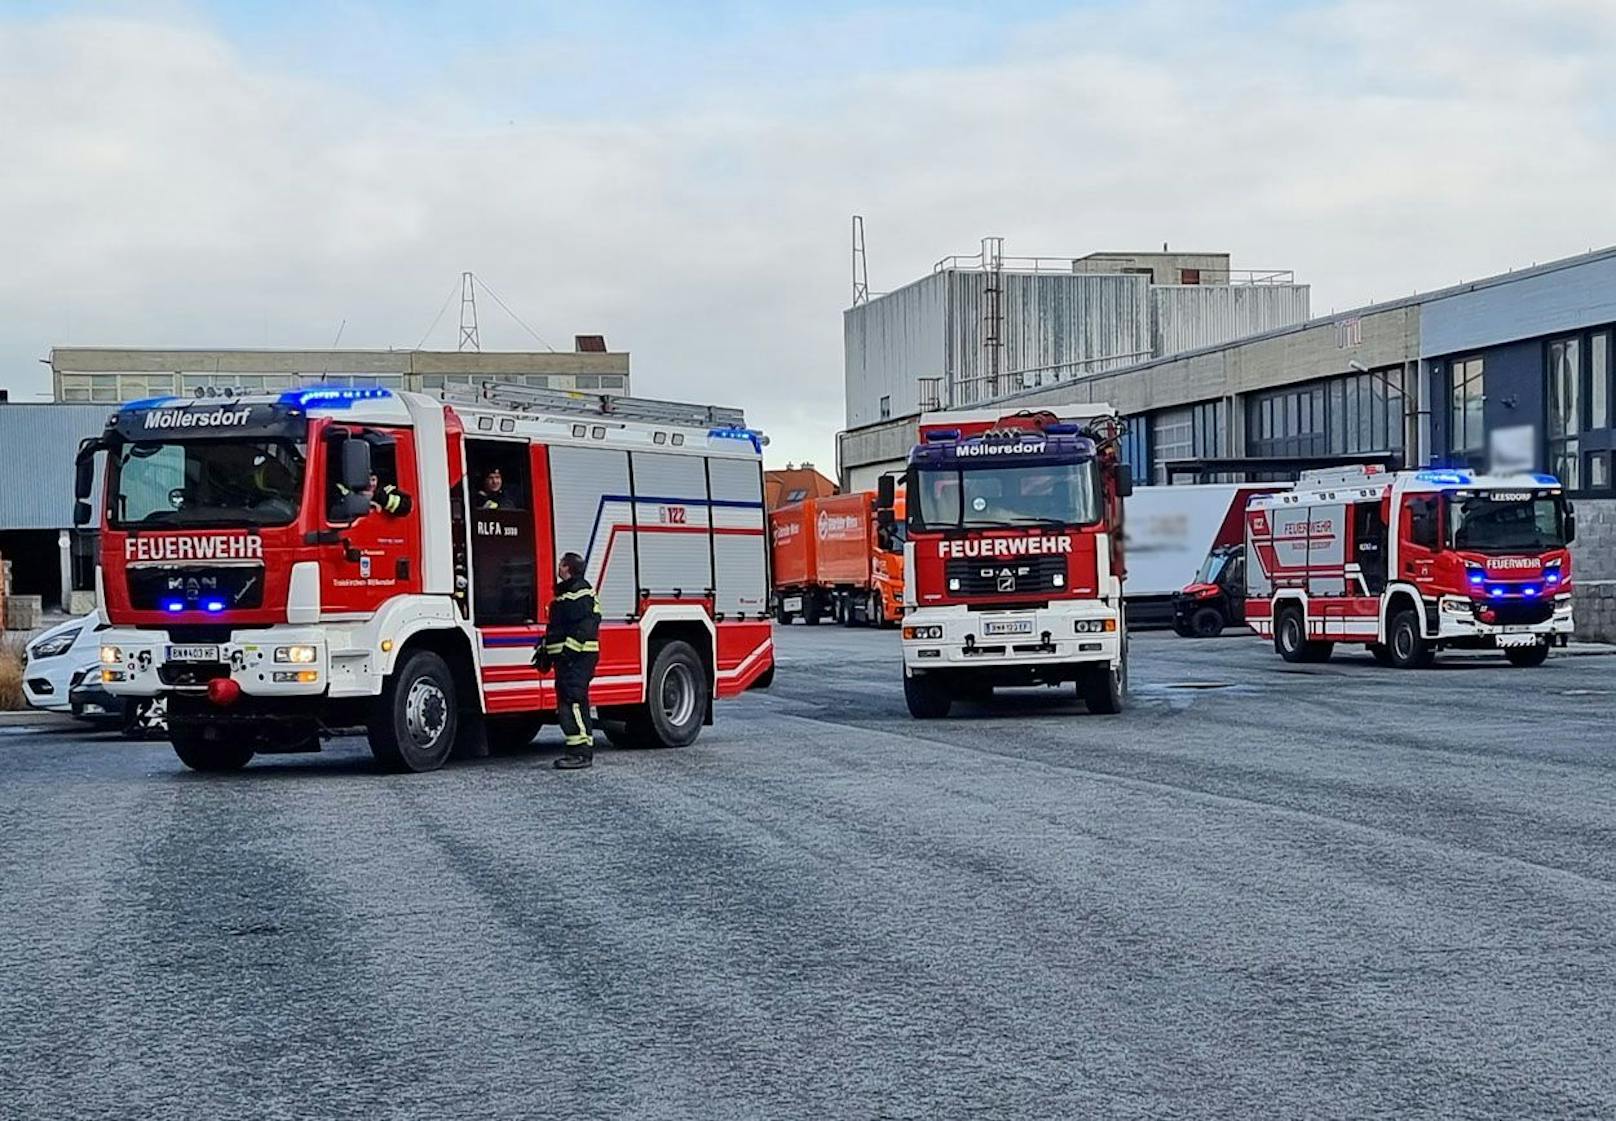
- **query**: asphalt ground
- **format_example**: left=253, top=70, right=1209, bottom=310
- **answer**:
left=2, top=627, right=1614, bottom=1119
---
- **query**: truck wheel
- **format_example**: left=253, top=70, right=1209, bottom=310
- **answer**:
left=1504, top=643, right=1550, bottom=668
left=170, top=724, right=254, bottom=772
left=1080, top=662, right=1125, bottom=715
left=841, top=595, right=859, bottom=628
left=641, top=640, right=708, bottom=748
left=774, top=602, right=792, bottom=626
left=904, top=672, right=952, bottom=719
left=803, top=592, right=822, bottom=626
left=1190, top=606, right=1225, bottom=638
left=1387, top=609, right=1434, bottom=669
left=868, top=591, right=884, bottom=628
left=1275, top=607, right=1308, bottom=663
left=485, top=714, right=544, bottom=754
left=368, top=650, right=459, bottom=772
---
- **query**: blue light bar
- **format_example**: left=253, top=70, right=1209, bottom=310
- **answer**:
left=1489, top=588, right=1503, bottom=598
left=1530, top=473, right=1561, bottom=486
left=120, top=395, right=181, bottom=412
left=279, top=386, right=393, bottom=409
left=165, top=601, right=184, bottom=613
left=1523, top=587, right=1538, bottom=597
left=922, top=429, right=961, bottom=443
left=1546, top=572, right=1560, bottom=585
left=1416, top=470, right=1472, bottom=485
left=707, top=426, right=764, bottom=453
left=1467, top=571, right=1483, bottom=585
left=1042, top=423, right=1080, bottom=435
left=204, top=600, right=227, bottom=613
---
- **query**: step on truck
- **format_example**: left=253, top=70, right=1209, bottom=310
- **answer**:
left=879, top=407, right=1134, bottom=719
left=74, top=383, right=775, bottom=772
left=769, top=486, right=904, bottom=628
left=1245, top=465, right=1575, bottom=668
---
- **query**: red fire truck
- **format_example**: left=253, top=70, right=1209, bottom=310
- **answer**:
left=879, top=406, right=1134, bottom=718
left=1246, top=465, right=1576, bottom=668
left=73, top=383, right=775, bottom=772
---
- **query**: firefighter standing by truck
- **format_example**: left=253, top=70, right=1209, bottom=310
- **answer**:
left=534, top=551, right=601, bottom=769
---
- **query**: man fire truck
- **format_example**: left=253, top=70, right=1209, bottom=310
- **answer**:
left=879, top=407, right=1133, bottom=719
left=1245, top=465, right=1575, bottom=668
left=73, top=383, right=775, bottom=772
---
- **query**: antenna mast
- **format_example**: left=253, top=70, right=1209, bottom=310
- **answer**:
left=852, top=216, right=871, bottom=306
left=458, top=271, right=481, bottom=352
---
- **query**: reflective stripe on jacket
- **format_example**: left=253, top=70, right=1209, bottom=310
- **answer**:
left=543, top=575, right=601, bottom=656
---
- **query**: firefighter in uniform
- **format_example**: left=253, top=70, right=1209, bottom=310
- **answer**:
left=534, top=551, right=600, bottom=769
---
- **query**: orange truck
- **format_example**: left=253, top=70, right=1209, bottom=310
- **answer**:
left=770, top=487, right=904, bottom=627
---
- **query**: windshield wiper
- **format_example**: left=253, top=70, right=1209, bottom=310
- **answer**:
left=1003, top=516, right=1068, bottom=527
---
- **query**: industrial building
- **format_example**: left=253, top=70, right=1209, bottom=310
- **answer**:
left=0, top=341, right=630, bottom=615
left=837, top=244, right=1616, bottom=640
left=843, top=243, right=1309, bottom=428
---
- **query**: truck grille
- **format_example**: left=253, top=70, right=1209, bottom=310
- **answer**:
left=945, top=555, right=1067, bottom=597
left=1484, top=599, right=1554, bottom=626
left=127, top=565, right=265, bottom=611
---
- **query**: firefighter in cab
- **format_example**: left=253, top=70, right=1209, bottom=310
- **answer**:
left=533, top=551, right=600, bottom=770
left=476, top=467, right=516, bottom=510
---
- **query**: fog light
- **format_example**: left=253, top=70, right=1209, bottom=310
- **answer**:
left=948, top=578, right=961, bottom=591
left=1052, top=573, right=1065, bottom=588
left=275, top=645, right=318, bottom=664
left=102, top=669, right=126, bottom=683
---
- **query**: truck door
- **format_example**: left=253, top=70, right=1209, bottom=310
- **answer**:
left=1398, top=494, right=1442, bottom=585
left=1353, top=501, right=1388, bottom=595
left=466, top=439, right=537, bottom=626
left=319, top=426, right=424, bottom=614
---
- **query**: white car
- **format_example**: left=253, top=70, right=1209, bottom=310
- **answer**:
left=21, top=611, right=106, bottom=713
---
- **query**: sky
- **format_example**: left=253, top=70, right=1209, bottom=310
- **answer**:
left=3, top=0, right=1616, bottom=467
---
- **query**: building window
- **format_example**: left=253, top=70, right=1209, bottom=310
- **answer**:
left=1591, top=332, right=1610, bottom=431
left=1248, top=368, right=1404, bottom=470
left=1151, top=408, right=1194, bottom=484
left=1589, top=452, right=1610, bottom=491
left=1548, top=336, right=1581, bottom=489
left=1449, top=357, right=1484, bottom=455
left=600, top=375, right=624, bottom=390
left=879, top=395, right=891, bottom=420
left=917, top=378, right=943, bottom=411
left=1119, top=416, right=1149, bottom=483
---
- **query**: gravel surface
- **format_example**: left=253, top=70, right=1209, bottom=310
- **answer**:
left=2, top=628, right=1613, bottom=1119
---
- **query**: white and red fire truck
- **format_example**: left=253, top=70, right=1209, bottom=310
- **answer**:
left=879, top=406, right=1133, bottom=718
left=74, top=383, right=775, bottom=772
left=1245, top=465, right=1576, bottom=668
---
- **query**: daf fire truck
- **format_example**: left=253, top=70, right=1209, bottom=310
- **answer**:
left=73, top=383, right=775, bottom=772
left=881, top=407, right=1133, bottom=719
left=1245, top=465, right=1575, bottom=668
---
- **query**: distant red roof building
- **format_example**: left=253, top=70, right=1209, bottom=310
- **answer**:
left=765, top=464, right=838, bottom=511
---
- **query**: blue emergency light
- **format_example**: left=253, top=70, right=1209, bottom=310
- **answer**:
left=279, top=386, right=393, bottom=409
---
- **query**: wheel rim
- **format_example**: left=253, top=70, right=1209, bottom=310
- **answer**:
left=661, top=662, right=697, bottom=727
left=1282, top=617, right=1299, bottom=651
left=1394, top=623, right=1414, bottom=660
left=405, top=678, right=449, bottom=748
left=1195, top=612, right=1219, bottom=636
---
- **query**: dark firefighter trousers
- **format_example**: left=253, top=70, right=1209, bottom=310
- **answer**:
left=554, top=654, right=598, bottom=754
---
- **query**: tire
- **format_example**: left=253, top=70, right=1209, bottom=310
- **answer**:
left=1369, top=643, right=1394, bottom=666
left=868, top=591, right=884, bottom=629
left=599, top=718, right=645, bottom=749
left=170, top=723, right=254, bottom=772
left=1275, top=607, right=1308, bottom=663
left=640, top=640, right=709, bottom=748
left=1190, top=606, right=1225, bottom=638
left=1080, top=661, right=1125, bottom=715
left=803, top=592, right=822, bottom=626
left=485, top=714, right=544, bottom=754
left=1387, top=608, right=1433, bottom=669
left=1504, top=643, right=1550, bottom=668
left=368, top=650, right=459, bottom=772
left=904, top=672, right=952, bottom=719
left=774, top=602, right=791, bottom=626
left=840, top=595, right=859, bottom=628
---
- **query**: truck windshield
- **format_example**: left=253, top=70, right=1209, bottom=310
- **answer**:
left=914, top=461, right=1100, bottom=529
left=111, top=439, right=306, bottom=528
left=1448, top=492, right=1567, bottom=553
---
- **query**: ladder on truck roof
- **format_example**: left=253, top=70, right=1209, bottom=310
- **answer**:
left=439, top=380, right=747, bottom=429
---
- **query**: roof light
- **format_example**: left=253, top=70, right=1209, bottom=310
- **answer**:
left=923, top=429, right=961, bottom=443
left=119, top=396, right=180, bottom=411
left=707, top=426, right=764, bottom=453
left=1042, top=423, right=1080, bottom=435
left=279, top=386, right=393, bottom=409
left=1416, top=470, right=1472, bottom=485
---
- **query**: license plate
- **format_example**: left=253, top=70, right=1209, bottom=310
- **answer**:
left=167, top=644, right=220, bottom=662
left=782, top=596, right=803, bottom=613
left=1497, top=634, right=1540, bottom=648
left=983, top=618, right=1034, bottom=637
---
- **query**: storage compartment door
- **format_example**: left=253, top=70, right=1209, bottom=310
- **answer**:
left=547, top=444, right=636, bottom=620
left=708, top=457, right=768, bottom=618
left=630, top=451, right=713, bottom=602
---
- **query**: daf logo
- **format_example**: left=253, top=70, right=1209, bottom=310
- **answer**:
left=997, top=572, right=1016, bottom=592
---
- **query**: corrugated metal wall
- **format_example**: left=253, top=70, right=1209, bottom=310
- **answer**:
left=0, top=404, right=111, bottom=530
left=843, top=274, right=947, bottom=428
left=1150, top=285, right=1311, bottom=357
left=947, top=272, right=1151, bottom=405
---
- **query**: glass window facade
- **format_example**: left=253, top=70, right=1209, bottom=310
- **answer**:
left=1247, top=368, right=1405, bottom=462
left=1149, top=401, right=1224, bottom=483
left=1449, top=357, right=1484, bottom=455
left=1548, top=336, right=1581, bottom=490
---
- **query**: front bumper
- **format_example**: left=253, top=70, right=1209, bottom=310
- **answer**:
left=97, top=627, right=330, bottom=698
left=1435, top=595, right=1574, bottom=643
left=902, top=604, right=1121, bottom=670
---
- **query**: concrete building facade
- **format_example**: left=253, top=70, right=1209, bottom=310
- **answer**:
left=843, top=246, right=1308, bottom=429
left=837, top=246, right=1616, bottom=640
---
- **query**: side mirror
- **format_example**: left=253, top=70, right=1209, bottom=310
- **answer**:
left=74, top=437, right=102, bottom=501
left=876, top=473, right=895, bottom=510
left=340, top=436, right=372, bottom=492
left=73, top=500, right=93, bottom=527
left=1565, top=503, right=1577, bottom=544
left=1115, top=464, right=1134, bottom=499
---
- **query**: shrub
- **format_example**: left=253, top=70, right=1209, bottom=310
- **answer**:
left=0, top=636, right=26, bottom=711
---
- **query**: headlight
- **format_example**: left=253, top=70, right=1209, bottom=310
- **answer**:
left=1052, top=573, right=1066, bottom=588
left=100, top=644, right=121, bottom=664
left=947, top=578, right=961, bottom=591
left=33, top=628, right=81, bottom=659
left=1440, top=598, right=1473, bottom=615
left=274, top=645, right=318, bottom=664
left=1074, top=619, right=1118, bottom=634
left=903, top=625, right=943, bottom=640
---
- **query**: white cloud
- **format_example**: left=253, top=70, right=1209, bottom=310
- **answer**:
left=2, top=3, right=1614, bottom=466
